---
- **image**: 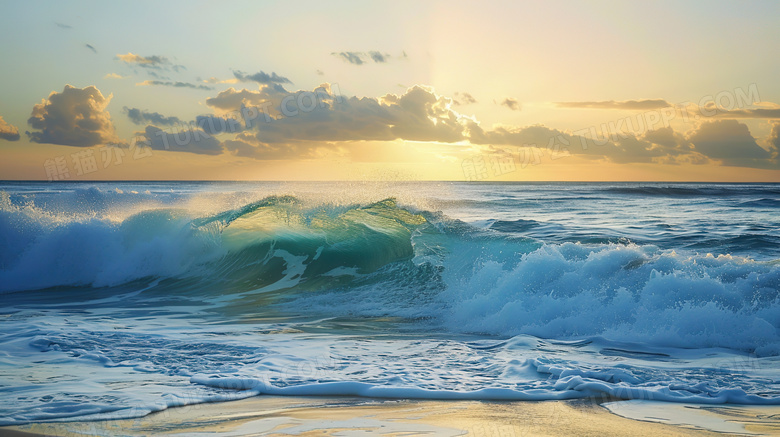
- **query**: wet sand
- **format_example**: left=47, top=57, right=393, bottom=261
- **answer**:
left=4, top=396, right=780, bottom=436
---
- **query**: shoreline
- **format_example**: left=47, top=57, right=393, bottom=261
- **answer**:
left=4, top=396, right=780, bottom=436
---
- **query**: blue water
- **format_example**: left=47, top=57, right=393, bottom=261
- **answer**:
left=1, top=181, right=780, bottom=425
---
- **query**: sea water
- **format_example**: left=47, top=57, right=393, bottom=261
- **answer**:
left=1, top=181, right=779, bottom=425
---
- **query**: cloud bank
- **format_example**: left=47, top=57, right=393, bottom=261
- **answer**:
left=24, top=79, right=778, bottom=170
left=195, top=82, right=780, bottom=167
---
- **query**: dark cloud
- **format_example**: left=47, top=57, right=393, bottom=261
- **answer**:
left=498, top=98, right=521, bottom=111
left=26, top=85, right=119, bottom=147
left=233, top=70, right=292, bottom=85
left=137, top=80, right=213, bottom=90
left=335, top=52, right=364, bottom=65
left=555, top=99, right=672, bottom=110
left=332, top=51, right=391, bottom=65
left=453, top=92, right=476, bottom=106
left=195, top=115, right=243, bottom=135
left=141, top=125, right=222, bottom=155
left=85, top=44, right=97, bottom=54
left=124, top=107, right=182, bottom=126
left=688, top=119, right=773, bottom=167
left=0, top=116, right=20, bottom=141
left=368, top=51, right=388, bottom=63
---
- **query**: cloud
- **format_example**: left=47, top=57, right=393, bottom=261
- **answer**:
left=141, top=125, right=222, bottom=155
left=124, top=107, right=182, bottom=126
left=117, top=53, right=167, bottom=66
left=116, top=53, right=185, bottom=72
left=465, top=123, right=687, bottom=164
left=201, top=83, right=690, bottom=163
left=257, top=85, right=466, bottom=144
left=555, top=99, right=672, bottom=110
left=104, top=73, right=124, bottom=79
left=233, top=70, right=292, bottom=85
left=194, top=82, right=780, bottom=168
left=464, top=120, right=779, bottom=168
left=85, top=44, right=97, bottom=54
left=771, top=122, right=780, bottom=151
left=688, top=119, right=773, bottom=167
left=204, top=84, right=290, bottom=114
left=708, top=107, right=780, bottom=119
left=378, top=86, right=467, bottom=142
left=498, top=98, right=521, bottom=111
left=335, top=52, right=364, bottom=65
left=222, top=133, right=311, bottom=160
left=54, top=22, right=71, bottom=29
left=202, top=76, right=239, bottom=84
left=368, top=51, right=388, bottom=63
left=26, top=85, right=119, bottom=147
left=202, top=84, right=472, bottom=159
left=453, top=92, right=476, bottom=106
left=332, top=51, right=391, bottom=65
left=194, top=115, right=244, bottom=135
left=0, top=116, right=20, bottom=141
left=642, top=126, right=680, bottom=149
left=136, top=80, right=213, bottom=90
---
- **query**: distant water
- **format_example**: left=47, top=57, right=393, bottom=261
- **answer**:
left=1, top=181, right=780, bottom=425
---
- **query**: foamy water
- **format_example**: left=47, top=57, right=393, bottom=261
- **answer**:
left=1, top=181, right=779, bottom=425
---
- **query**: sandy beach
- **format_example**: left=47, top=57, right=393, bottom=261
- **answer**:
left=4, top=396, right=780, bottom=436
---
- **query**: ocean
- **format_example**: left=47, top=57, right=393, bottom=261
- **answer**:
left=1, top=181, right=779, bottom=425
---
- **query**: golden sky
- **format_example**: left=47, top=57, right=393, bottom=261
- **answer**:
left=1, top=0, right=779, bottom=181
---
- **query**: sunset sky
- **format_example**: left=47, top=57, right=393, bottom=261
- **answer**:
left=1, top=0, right=779, bottom=181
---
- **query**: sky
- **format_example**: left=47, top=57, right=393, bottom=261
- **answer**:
left=1, top=0, right=779, bottom=181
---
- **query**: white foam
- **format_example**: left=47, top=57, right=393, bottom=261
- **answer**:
left=439, top=242, right=780, bottom=355
left=603, top=400, right=763, bottom=435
